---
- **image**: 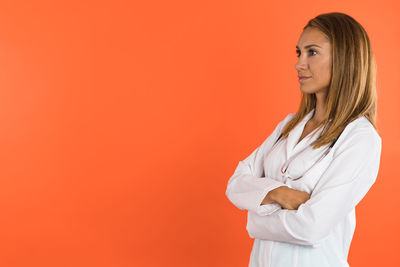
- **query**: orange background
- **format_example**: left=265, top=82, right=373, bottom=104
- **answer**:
left=0, top=1, right=398, bottom=266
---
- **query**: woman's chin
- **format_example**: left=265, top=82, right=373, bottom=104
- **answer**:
left=299, top=86, right=316, bottom=95
left=299, top=87, right=309, bottom=94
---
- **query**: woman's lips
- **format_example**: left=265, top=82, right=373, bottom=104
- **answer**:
left=298, top=76, right=311, bottom=82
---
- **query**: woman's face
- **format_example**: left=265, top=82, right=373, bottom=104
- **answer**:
left=295, top=27, right=332, bottom=96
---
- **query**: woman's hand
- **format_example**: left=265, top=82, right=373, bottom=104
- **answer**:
left=263, top=186, right=311, bottom=210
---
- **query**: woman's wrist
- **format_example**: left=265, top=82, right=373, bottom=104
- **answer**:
left=261, top=191, right=274, bottom=205
left=269, top=186, right=288, bottom=206
left=261, top=186, right=287, bottom=205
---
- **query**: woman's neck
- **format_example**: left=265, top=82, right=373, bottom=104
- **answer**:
left=311, top=92, right=327, bottom=124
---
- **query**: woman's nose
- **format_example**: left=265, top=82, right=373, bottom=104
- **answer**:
left=295, top=60, right=307, bottom=71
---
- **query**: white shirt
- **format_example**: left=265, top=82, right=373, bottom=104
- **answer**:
left=225, top=108, right=382, bottom=267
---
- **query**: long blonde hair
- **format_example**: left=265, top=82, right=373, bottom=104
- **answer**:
left=281, top=12, right=378, bottom=149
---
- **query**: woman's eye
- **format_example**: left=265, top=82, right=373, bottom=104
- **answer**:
left=309, top=49, right=317, bottom=56
left=296, top=49, right=317, bottom=57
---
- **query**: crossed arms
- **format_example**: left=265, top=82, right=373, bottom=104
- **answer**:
left=225, top=116, right=382, bottom=248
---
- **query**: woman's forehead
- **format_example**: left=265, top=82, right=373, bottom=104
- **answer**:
left=297, top=29, right=330, bottom=49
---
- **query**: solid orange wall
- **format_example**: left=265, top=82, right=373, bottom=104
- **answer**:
left=0, top=1, right=398, bottom=266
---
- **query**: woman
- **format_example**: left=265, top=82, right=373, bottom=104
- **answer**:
left=225, top=12, right=382, bottom=267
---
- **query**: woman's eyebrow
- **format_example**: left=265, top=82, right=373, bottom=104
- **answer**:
left=296, top=44, right=322, bottom=49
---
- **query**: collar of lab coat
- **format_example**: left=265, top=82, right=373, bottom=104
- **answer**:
left=286, top=108, right=323, bottom=157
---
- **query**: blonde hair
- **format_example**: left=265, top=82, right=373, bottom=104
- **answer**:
left=281, top=12, right=378, bottom=149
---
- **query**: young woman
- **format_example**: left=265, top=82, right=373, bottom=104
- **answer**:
left=225, top=12, right=382, bottom=267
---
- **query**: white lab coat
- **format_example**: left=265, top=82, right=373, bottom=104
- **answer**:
left=225, top=108, right=382, bottom=267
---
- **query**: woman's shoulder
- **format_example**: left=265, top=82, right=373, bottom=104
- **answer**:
left=284, top=112, right=297, bottom=121
left=344, top=116, right=380, bottom=139
left=278, top=112, right=296, bottom=127
left=333, top=115, right=381, bottom=154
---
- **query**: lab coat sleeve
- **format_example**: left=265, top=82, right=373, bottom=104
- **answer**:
left=246, top=127, right=382, bottom=247
left=225, top=113, right=295, bottom=216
